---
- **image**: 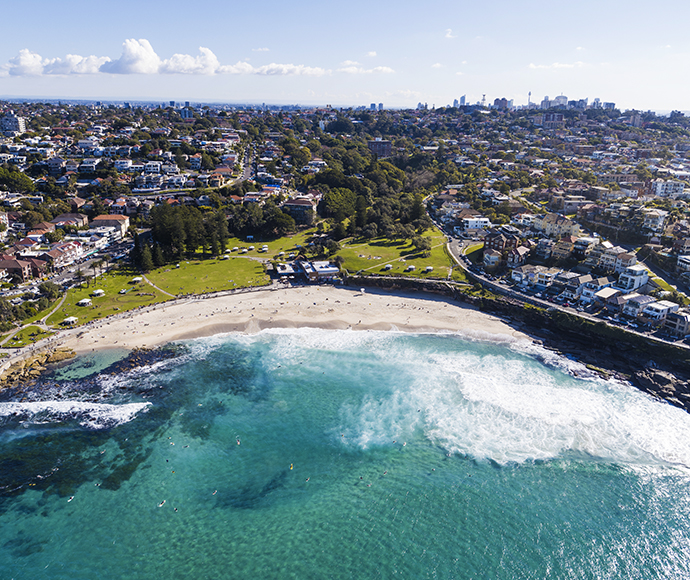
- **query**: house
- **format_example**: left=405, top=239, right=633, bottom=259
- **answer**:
left=483, top=249, right=502, bottom=268
left=593, top=286, right=621, bottom=304
left=511, top=264, right=539, bottom=286
left=561, top=274, right=593, bottom=301
left=534, top=238, right=555, bottom=260
left=664, top=309, right=690, bottom=336
left=622, top=294, right=657, bottom=318
left=506, top=246, right=530, bottom=268
left=51, top=213, right=88, bottom=229
left=580, top=276, right=616, bottom=303
left=551, top=238, right=575, bottom=260
left=640, top=300, right=679, bottom=326
left=532, top=213, right=581, bottom=238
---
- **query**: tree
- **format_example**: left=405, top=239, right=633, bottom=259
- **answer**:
left=412, top=235, right=432, bottom=256
left=152, top=244, right=165, bottom=267
left=140, top=244, right=154, bottom=272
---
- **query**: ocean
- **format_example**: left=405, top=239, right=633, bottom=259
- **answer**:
left=1, top=328, right=689, bottom=579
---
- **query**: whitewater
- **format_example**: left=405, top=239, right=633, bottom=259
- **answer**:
left=0, top=328, right=689, bottom=579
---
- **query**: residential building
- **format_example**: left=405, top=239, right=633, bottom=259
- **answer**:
left=622, top=294, right=657, bottom=318
left=532, top=213, right=581, bottom=238
left=367, top=139, right=392, bottom=158
left=1, top=112, right=26, bottom=136
left=90, top=214, right=130, bottom=238
left=616, top=264, right=649, bottom=292
left=640, top=300, right=679, bottom=325
left=664, top=309, right=690, bottom=336
left=0, top=258, right=31, bottom=281
left=652, top=179, right=685, bottom=198
left=580, top=276, right=616, bottom=303
left=483, top=249, right=502, bottom=268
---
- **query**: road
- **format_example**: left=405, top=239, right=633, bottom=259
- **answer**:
left=443, top=233, right=690, bottom=349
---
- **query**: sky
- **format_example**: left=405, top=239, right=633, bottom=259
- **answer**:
left=0, top=0, right=687, bottom=112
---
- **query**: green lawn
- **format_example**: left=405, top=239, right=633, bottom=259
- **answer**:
left=465, top=243, right=484, bottom=264
left=336, top=228, right=454, bottom=279
left=46, top=270, right=172, bottom=327
left=222, top=228, right=319, bottom=260
left=145, top=257, right=270, bottom=296
left=6, top=325, right=54, bottom=348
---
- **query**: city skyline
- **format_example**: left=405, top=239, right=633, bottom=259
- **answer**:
left=1, top=0, right=688, bottom=112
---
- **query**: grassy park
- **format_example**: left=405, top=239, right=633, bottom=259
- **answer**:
left=46, top=269, right=172, bottom=327
left=146, top=257, right=270, bottom=296
left=6, top=326, right=54, bottom=348
left=336, top=228, right=456, bottom=279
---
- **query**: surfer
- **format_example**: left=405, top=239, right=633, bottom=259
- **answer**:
left=68, top=496, right=74, bottom=502
left=158, top=500, right=165, bottom=507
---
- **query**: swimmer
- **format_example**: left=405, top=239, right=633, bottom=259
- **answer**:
left=158, top=500, right=165, bottom=507
left=383, top=471, right=387, bottom=475
left=236, top=438, right=241, bottom=445
left=290, top=464, right=293, bottom=470
left=213, top=490, right=218, bottom=495
left=183, top=445, right=189, bottom=448
left=305, top=478, right=310, bottom=482
left=174, top=508, right=178, bottom=512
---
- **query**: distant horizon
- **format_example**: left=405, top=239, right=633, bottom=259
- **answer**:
left=1, top=94, right=687, bottom=117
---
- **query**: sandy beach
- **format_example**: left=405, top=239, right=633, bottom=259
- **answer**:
left=45, top=285, right=527, bottom=355
left=0, top=285, right=530, bottom=372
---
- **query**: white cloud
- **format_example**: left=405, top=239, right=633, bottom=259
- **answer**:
left=217, top=61, right=255, bottom=74
left=366, top=51, right=377, bottom=57
left=160, top=47, right=220, bottom=75
left=431, top=63, right=443, bottom=69
left=338, top=65, right=394, bottom=74
left=0, top=48, right=109, bottom=76
left=100, top=39, right=161, bottom=74
left=456, top=71, right=463, bottom=76
left=341, top=60, right=360, bottom=66
left=576, top=46, right=584, bottom=51
left=6, top=49, right=45, bottom=76
left=252, top=47, right=270, bottom=52
left=254, top=63, right=328, bottom=76
left=43, top=54, right=110, bottom=74
left=2, top=39, right=327, bottom=77
left=529, top=61, right=585, bottom=69
left=445, top=29, right=457, bottom=39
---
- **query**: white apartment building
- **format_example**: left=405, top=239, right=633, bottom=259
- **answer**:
left=1, top=112, right=26, bottom=135
left=652, top=179, right=685, bottom=198
left=617, top=264, right=649, bottom=292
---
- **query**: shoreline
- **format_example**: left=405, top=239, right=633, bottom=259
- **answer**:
left=0, top=285, right=530, bottom=369
left=62, top=285, right=531, bottom=355
left=2, top=283, right=688, bottom=412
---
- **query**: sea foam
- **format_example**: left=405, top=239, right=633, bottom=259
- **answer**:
left=0, top=400, right=151, bottom=430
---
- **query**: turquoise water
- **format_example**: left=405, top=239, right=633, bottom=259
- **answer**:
left=1, top=329, right=690, bottom=579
